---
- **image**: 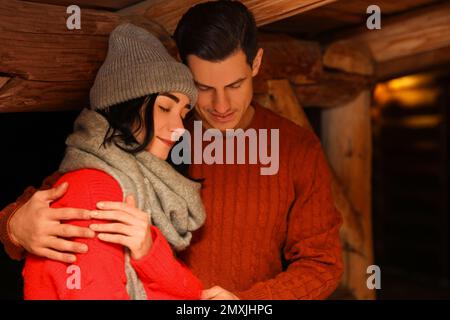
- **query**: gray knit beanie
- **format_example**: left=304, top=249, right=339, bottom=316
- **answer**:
left=90, top=23, right=197, bottom=109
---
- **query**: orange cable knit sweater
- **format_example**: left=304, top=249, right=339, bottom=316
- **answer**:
left=0, top=104, right=343, bottom=299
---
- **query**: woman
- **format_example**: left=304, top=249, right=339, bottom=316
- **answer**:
left=22, top=23, right=206, bottom=300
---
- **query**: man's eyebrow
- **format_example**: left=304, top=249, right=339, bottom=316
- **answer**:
left=159, top=92, right=179, bottom=103
left=225, top=77, right=246, bottom=87
left=194, top=77, right=247, bottom=89
left=194, top=80, right=212, bottom=89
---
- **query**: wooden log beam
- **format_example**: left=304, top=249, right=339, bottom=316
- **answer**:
left=323, top=40, right=374, bottom=76
left=253, top=33, right=373, bottom=109
left=294, top=72, right=373, bottom=108
left=119, top=0, right=338, bottom=34
left=0, top=0, right=176, bottom=112
left=0, top=77, right=91, bottom=112
left=0, top=77, right=11, bottom=90
left=321, top=90, right=375, bottom=300
left=333, top=2, right=450, bottom=69
left=21, top=0, right=143, bottom=11
left=0, top=0, right=120, bottom=35
left=254, top=33, right=323, bottom=94
left=0, top=0, right=118, bottom=111
left=376, top=46, right=450, bottom=81
left=264, top=79, right=313, bottom=129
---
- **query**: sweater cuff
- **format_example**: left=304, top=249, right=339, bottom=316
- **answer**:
left=130, top=226, right=177, bottom=282
left=0, top=204, right=25, bottom=261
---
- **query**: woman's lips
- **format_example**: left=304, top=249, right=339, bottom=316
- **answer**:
left=157, top=136, right=175, bottom=147
left=210, top=111, right=235, bottom=123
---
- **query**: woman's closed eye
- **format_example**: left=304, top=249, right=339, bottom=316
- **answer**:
left=159, top=105, right=170, bottom=112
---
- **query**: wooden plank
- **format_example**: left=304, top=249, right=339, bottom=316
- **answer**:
left=265, top=79, right=313, bottom=129
left=334, top=2, right=450, bottom=63
left=323, top=40, right=374, bottom=76
left=119, top=0, right=338, bottom=34
left=259, top=7, right=363, bottom=35
left=0, top=0, right=120, bottom=35
left=21, top=0, right=142, bottom=11
left=0, top=0, right=180, bottom=112
left=253, top=33, right=322, bottom=94
left=0, top=77, right=91, bottom=112
left=376, top=46, right=450, bottom=80
left=324, top=0, right=440, bottom=16
left=0, top=76, right=11, bottom=89
left=0, top=31, right=108, bottom=81
left=294, top=72, right=372, bottom=108
left=321, top=90, right=375, bottom=300
left=258, top=33, right=322, bottom=83
left=0, top=15, right=177, bottom=82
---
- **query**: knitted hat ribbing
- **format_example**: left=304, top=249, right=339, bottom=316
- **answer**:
left=90, top=23, right=197, bottom=109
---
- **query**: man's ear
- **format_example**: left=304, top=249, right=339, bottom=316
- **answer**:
left=251, top=48, right=264, bottom=77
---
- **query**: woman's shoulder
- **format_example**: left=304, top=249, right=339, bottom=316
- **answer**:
left=53, top=169, right=123, bottom=210
left=55, top=168, right=117, bottom=185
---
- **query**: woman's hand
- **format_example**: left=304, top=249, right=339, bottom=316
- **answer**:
left=89, top=195, right=153, bottom=260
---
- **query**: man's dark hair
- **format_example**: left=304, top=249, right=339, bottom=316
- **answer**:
left=173, top=1, right=258, bottom=66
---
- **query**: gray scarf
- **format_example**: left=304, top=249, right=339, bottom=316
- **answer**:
left=59, top=108, right=206, bottom=300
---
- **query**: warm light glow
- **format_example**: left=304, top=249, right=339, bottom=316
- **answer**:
left=386, top=75, right=433, bottom=91
left=400, top=115, right=442, bottom=128
left=373, top=74, right=439, bottom=108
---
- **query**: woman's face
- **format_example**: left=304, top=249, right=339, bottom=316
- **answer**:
left=146, top=92, right=191, bottom=160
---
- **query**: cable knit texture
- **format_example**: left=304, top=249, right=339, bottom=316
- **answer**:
left=22, top=169, right=203, bottom=300
left=0, top=103, right=343, bottom=300
left=90, top=23, right=197, bottom=110
left=180, top=104, right=343, bottom=299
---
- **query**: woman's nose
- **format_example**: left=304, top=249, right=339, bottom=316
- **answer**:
left=170, top=128, right=186, bottom=141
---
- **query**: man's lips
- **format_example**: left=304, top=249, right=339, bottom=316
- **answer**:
left=157, top=136, right=175, bottom=147
left=210, top=111, right=235, bottom=123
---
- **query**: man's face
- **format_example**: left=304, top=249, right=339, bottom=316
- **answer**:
left=187, top=48, right=263, bottom=131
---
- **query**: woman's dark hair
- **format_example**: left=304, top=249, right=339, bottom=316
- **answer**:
left=97, top=94, right=157, bottom=154
left=96, top=94, right=195, bottom=179
left=173, top=0, right=258, bottom=66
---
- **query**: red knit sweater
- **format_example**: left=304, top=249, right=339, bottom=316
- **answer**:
left=181, top=105, right=343, bottom=299
left=22, top=169, right=202, bottom=300
left=1, top=104, right=343, bottom=300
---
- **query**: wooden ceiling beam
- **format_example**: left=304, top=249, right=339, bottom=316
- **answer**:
left=119, top=0, right=338, bottom=34
left=332, top=2, right=450, bottom=65
left=21, top=0, right=142, bottom=11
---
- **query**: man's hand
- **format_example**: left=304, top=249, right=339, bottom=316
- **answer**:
left=201, top=286, right=240, bottom=300
left=8, top=182, right=95, bottom=263
left=89, top=195, right=153, bottom=260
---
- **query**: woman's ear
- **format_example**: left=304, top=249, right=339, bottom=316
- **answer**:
left=251, top=48, right=264, bottom=77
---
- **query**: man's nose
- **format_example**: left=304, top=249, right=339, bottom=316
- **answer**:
left=213, top=90, right=231, bottom=114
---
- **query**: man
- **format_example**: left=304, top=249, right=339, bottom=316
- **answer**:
left=0, top=1, right=342, bottom=300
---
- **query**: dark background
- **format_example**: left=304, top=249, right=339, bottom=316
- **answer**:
left=0, top=110, right=79, bottom=299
